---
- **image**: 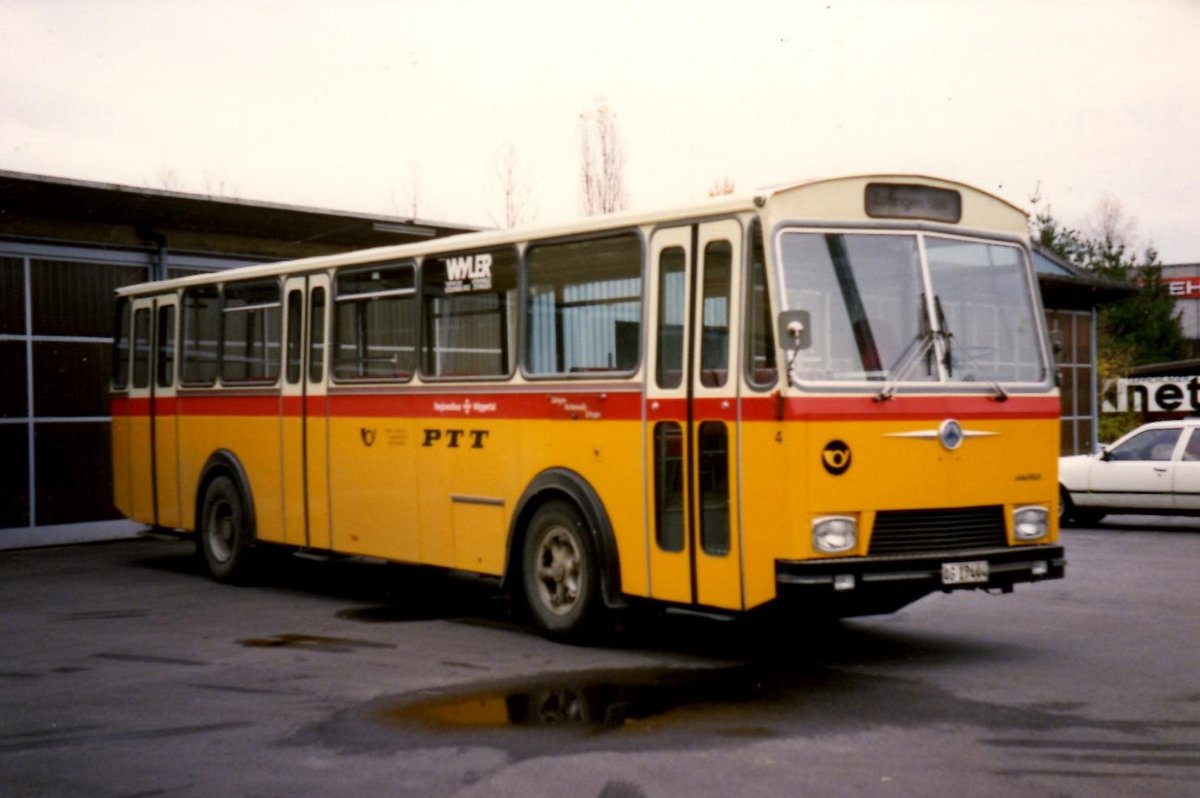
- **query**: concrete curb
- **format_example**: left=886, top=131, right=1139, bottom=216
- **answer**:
left=0, top=520, right=149, bottom=551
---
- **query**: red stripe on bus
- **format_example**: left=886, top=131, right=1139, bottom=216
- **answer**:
left=110, top=390, right=1059, bottom=422
left=779, top=394, right=1060, bottom=421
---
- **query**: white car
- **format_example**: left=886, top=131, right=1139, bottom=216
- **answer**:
left=1059, top=419, right=1200, bottom=525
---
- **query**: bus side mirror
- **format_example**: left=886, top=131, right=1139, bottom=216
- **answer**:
left=778, top=310, right=811, bottom=351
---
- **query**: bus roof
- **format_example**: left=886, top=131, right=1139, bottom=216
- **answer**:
left=116, top=174, right=1030, bottom=297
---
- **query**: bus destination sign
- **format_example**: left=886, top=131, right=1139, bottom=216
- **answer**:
left=865, top=183, right=962, bottom=224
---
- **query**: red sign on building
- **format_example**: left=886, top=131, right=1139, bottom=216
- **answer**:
left=1166, top=276, right=1200, bottom=298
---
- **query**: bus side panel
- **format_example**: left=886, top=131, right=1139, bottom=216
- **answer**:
left=128, top=406, right=155, bottom=524
left=280, top=410, right=306, bottom=547
left=446, top=418, right=518, bottom=575
left=177, top=409, right=284, bottom=542
left=153, top=399, right=183, bottom=530
left=306, top=404, right=332, bottom=550
left=520, top=416, right=648, bottom=600
left=739, top=415, right=795, bottom=610
left=326, top=413, right=420, bottom=563
left=110, top=398, right=134, bottom=520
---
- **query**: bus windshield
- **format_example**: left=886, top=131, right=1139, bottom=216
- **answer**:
left=778, top=231, right=1046, bottom=388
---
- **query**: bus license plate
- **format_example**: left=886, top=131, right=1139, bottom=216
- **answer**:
left=942, top=561, right=989, bottom=585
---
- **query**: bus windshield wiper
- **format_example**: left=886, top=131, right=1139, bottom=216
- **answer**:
left=875, top=329, right=939, bottom=401
left=945, top=334, right=1009, bottom=401
left=933, top=295, right=1007, bottom=401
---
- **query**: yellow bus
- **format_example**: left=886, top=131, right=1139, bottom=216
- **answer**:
left=111, top=175, right=1064, bottom=639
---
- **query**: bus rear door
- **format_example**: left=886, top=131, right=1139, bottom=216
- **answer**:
left=281, top=274, right=331, bottom=549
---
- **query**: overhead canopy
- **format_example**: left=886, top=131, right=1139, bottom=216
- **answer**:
left=1033, top=247, right=1135, bottom=310
left=0, top=169, right=480, bottom=261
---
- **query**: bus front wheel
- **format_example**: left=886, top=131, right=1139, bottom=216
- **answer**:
left=199, top=475, right=255, bottom=584
left=522, top=500, right=603, bottom=641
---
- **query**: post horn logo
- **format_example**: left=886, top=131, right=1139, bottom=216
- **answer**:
left=360, top=428, right=377, bottom=447
left=822, top=440, right=852, bottom=476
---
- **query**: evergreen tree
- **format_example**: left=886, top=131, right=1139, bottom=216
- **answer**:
left=1033, top=204, right=1186, bottom=367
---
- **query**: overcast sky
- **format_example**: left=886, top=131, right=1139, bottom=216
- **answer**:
left=3, top=0, right=1198, bottom=261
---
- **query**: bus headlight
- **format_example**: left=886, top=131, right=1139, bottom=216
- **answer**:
left=813, top=516, right=857, bottom=553
left=1013, top=506, right=1049, bottom=540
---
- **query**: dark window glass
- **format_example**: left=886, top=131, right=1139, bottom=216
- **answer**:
left=31, top=260, right=147, bottom=337
left=656, top=247, right=686, bottom=389
left=34, top=422, right=119, bottom=525
left=525, top=233, right=642, bottom=376
left=333, top=265, right=416, bottom=381
left=698, top=421, right=730, bottom=555
left=0, top=257, right=24, bottom=335
left=132, top=308, right=152, bottom=389
left=700, top=241, right=732, bottom=388
left=286, top=289, right=303, bottom=384
left=112, top=298, right=131, bottom=391
left=0, top=425, right=30, bottom=527
left=0, top=342, right=26, bottom=418
left=421, top=249, right=518, bottom=378
left=221, top=279, right=281, bottom=384
left=34, top=341, right=111, bottom=417
left=157, top=305, right=175, bottom=388
left=653, top=421, right=685, bottom=552
left=745, top=221, right=777, bottom=387
left=309, top=287, right=326, bottom=384
left=181, top=286, right=220, bottom=386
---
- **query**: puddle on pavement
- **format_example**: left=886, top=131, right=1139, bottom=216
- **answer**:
left=376, top=666, right=773, bottom=733
left=238, top=634, right=395, bottom=653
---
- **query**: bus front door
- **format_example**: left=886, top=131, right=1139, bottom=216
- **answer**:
left=645, top=220, right=746, bottom=611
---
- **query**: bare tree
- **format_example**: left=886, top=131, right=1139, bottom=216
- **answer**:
left=151, top=162, right=182, bottom=191
left=491, top=141, right=535, bottom=229
left=202, top=166, right=238, bottom=199
left=708, top=177, right=735, bottom=197
left=1085, top=195, right=1139, bottom=253
left=388, top=160, right=423, bottom=219
left=579, top=97, right=628, bottom=216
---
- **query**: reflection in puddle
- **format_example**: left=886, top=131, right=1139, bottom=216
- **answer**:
left=378, top=667, right=767, bottom=731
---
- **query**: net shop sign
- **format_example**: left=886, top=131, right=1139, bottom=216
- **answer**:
left=1104, top=377, right=1200, bottom=413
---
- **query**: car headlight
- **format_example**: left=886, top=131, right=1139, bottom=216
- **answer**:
left=813, top=516, right=857, bottom=553
left=1013, top=506, right=1049, bottom=540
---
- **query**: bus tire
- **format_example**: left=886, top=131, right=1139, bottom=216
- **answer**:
left=522, top=500, right=603, bottom=642
left=199, top=474, right=255, bottom=584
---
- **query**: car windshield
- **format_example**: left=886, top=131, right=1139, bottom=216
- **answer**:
left=778, top=231, right=1047, bottom=387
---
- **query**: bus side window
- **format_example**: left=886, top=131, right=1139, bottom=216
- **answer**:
left=221, top=279, right=282, bottom=384
left=181, top=286, right=220, bottom=387
left=132, top=307, right=151, bottom=389
left=156, top=304, right=175, bottom=388
left=656, top=247, right=686, bottom=389
left=309, top=286, right=326, bottom=384
left=700, top=240, right=732, bottom=388
left=112, top=298, right=131, bottom=391
left=332, top=264, right=415, bottom=382
left=525, top=233, right=642, bottom=377
left=744, top=220, right=777, bottom=388
left=421, top=248, right=518, bottom=379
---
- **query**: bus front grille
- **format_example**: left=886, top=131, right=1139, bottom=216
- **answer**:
left=868, top=506, right=1007, bottom=555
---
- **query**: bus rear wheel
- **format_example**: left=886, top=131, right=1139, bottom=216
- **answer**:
left=199, top=475, right=255, bottom=584
left=522, top=500, right=603, bottom=641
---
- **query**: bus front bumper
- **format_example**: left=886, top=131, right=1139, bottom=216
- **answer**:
left=776, top=544, right=1065, bottom=603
